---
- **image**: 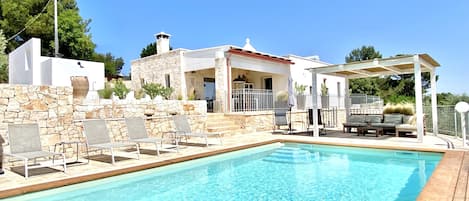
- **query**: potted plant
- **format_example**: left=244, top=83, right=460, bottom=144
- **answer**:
left=295, top=82, right=307, bottom=110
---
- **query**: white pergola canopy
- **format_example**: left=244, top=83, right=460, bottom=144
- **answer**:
left=306, top=54, right=441, bottom=142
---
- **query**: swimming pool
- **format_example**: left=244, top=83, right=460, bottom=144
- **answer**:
left=4, top=143, right=442, bottom=201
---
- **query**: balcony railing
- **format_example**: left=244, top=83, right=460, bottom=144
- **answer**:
left=231, top=89, right=273, bottom=112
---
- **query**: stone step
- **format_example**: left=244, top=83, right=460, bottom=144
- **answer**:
left=207, top=125, right=241, bottom=132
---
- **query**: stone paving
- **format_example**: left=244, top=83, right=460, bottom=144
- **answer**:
left=0, top=131, right=465, bottom=199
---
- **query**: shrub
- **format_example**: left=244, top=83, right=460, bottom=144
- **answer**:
left=142, top=82, right=173, bottom=100
left=98, top=82, right=113, bottom=99
left=383, top=103, right=414, bottom=115
left=134, top=89, right=145, bottom=100
left=161, top=87, right=174, bottom=100
left=142, top=83, right=163, bottom=99
left=276, top=90, right=288, bottom=102
left=113, top=79, right=129, bottom=99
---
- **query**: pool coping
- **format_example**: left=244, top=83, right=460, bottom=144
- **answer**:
left=0, top=139, right=465, bottom=200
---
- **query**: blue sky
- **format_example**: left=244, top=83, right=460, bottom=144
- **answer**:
left=76, top=0, right=468, bottom=94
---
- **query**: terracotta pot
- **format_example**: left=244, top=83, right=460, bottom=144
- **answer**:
left=71, top=76, right=89, bottom=99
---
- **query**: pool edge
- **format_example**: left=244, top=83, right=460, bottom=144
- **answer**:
left=0, top=139, right=463, bottom=200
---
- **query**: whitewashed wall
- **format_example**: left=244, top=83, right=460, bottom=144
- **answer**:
left=8, top=38, right=105, bottom=90
left=49, top=58, right=104, bottom=90
left=288, top=55, right=345, bottom=97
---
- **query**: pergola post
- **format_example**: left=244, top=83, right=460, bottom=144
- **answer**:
left=430, top=69, right=438, bottom=135
left=414, top=55, right=424, bottom=142
left=311, top=70, right=319, bottom=137
left=344, top=78, right=350, bottom=123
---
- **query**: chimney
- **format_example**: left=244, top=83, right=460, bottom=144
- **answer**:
left=155, top=32, right=171, bottom=54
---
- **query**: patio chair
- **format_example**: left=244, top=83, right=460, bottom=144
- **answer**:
left=125, top=117, right=179, bottom=156
left=172, top=115, right=223, bottom=147
left=273, top=108, right=289, bottom=132
left=5, top=123, right=66, bottom=178
left=83, top=119, right=140, bottom=164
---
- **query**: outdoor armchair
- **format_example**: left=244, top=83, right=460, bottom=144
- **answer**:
left=5, top=123, right=66, bottom=178
left=273, top=108, right=289, bottom=132
left=83, top=119, right=140, bottom=164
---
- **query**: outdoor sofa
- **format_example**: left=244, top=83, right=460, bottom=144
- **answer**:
left=343, top=114, right=414, bottom=135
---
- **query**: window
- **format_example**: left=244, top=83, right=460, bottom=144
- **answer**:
left=165, top=74, right=170, bottom=88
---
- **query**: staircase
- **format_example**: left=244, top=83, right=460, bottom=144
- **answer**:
left=206, top=113, right=245, bottom=136
left=263, top=146, right=314, bottom=164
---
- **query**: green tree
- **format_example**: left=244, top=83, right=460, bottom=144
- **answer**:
left=0, top=30, right=8, bottom=83
left=0, top=0, right=95, bottom=59
left=92, top=52, right=124, bottom=79
left=345, top=45, right=382, bottom=95
left=140, top=42, right=173, bottom=58
left=140, top=42, right=156, bottom=58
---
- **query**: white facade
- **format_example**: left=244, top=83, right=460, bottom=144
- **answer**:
left=9, top=38, right=105, bottom=90
left=288, top=55, right=345, bottom=97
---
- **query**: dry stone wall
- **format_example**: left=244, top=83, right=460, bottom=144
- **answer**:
left=130, top=50, right=183, bottom=96
left=0, top=84, right=206, bottom=163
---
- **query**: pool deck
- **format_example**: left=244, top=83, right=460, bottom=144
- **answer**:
left=0, top=131, right=467, bottom=200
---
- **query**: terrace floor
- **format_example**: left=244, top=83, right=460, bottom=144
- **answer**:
left=0, top=130, right=467, bottom=200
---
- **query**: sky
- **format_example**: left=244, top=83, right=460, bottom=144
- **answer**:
left=76, top=0, right=469, bottom=94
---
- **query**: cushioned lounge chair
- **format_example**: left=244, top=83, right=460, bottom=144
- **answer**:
left=83, top=119, right=140, bottom=164
left=5, top=123, right=66, bottom=178
left=172, top=115, right=222, bottom=147
left=125, top=117, right=178, bottom=155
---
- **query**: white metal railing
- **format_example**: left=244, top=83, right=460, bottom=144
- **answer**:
left=296, top=94, right=383, bottom=110
left=231, top=89, right=273, bottom=112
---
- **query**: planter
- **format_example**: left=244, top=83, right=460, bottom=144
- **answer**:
left=71, top=76, right=89, bottom=99
left=297, top=95, right=306, bottom=110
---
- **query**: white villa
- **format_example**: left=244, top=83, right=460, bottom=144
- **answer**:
left=131, top=32, right=345, bottom=113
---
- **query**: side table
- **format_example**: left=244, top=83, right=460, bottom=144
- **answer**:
left=54, top=141, right=89, bottom=164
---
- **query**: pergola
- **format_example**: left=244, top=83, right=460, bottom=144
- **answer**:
left=306, top=54, right=440, bottom=142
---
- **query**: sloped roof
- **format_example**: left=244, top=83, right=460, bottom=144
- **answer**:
left=228, top=47, right=294, bottom=64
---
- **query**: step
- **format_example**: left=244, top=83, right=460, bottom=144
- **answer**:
left=263, top=147, right=314, bottom=164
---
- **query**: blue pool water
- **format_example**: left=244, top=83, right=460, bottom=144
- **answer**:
left=4, top=143, right=442, bottom=201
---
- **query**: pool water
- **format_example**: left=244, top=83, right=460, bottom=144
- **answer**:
left=5, top=143, right=442, bottom=201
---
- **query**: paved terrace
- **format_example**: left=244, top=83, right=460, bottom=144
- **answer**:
left=0, top=132, right=467, bottom=201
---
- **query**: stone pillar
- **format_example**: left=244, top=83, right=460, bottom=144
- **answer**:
left=214, top=51, right=228, bottom=113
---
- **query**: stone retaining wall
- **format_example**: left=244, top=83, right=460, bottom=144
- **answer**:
left=0, top=84, right=206, bottom=163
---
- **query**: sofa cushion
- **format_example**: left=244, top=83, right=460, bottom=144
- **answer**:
left=383, top=114, right=403, bottom=124
left=366, top=115, right=382, bottom=123
left=348, top=115, right=365, bottom=123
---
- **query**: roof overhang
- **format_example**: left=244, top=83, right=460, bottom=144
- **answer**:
left=228, top=47, right=294, bottom=65
left=306, top=54, right=440, bottom=79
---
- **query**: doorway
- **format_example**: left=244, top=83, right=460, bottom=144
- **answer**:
left=204, top=78, right=216, bottom=112
left=264, top=77, right=272, bottom=90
